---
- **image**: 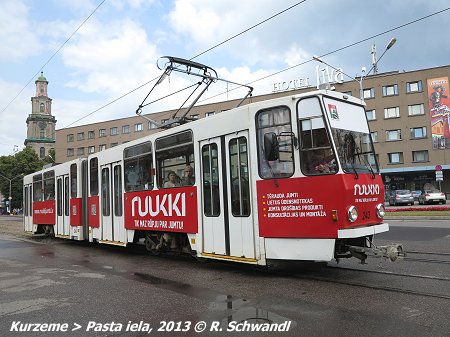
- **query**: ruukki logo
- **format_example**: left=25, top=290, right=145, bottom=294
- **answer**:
left=353, top=184, right=380, bottom=196
left=131, top=193, right=186, bottom=217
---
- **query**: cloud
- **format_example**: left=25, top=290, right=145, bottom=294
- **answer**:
left=0, top=0, right=41, bottom=61
left=0, top=80, right=32, bottom=153
left=61, top=18, right=160, bottom=95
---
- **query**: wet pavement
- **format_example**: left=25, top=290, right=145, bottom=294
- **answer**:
left=0, top=216, right=449, bottom=337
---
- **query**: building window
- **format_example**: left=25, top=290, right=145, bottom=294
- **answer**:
left=77, top=147, right=85, bottom=156
left=205, top=111, right=215, bottom=117
left=67, top=148, right=74, bottom=157
left=110, top=127, right=118, bottom=136
left=88, top=131, right=95, bottom=139
left=412, top=150, right=429, bottom=162
left=122, top=125, right=130, bottom=134
left=388, top=152, right=403, bottom=164
left=370, top=131, right=378, bottom=142
left=386, top=129, right=401, bottom=141
left=40, top=103, right=45, bottom=113
left=135, top=123, right=143, bottom=132
left=384, top=107, right=400, bottom=119
left=99, top=144, right=106, bottom=151
left=369, top=153, right=378, bottom=166
left=77, top=132, right=84, bottom=141
left=110, top=142, right=118, bottom=147
left=67, top=134, right=74, bottom=142
left=39, top=147, right=45, bottom=158
left=406, top=80, right=422, bottom=93
left=40, top=131, right=45, bottom=139
left=99, top=129, right=106, bottom=137
left=366, top=109, right=376, bottom=121
left=382, top=84, right=398, bottom=96
left=342, top=91, right=353, bottom=96
left=88, top=146, right=95, bottom=154
left=408, top=103, right=424, bottom=116
left=190, top=114, right=200, bottom=120
left=148, top=121, right=158, bottom=129
left=410, top=127, right=427, bottom=139
left=363, top=88, right=375, bottom=99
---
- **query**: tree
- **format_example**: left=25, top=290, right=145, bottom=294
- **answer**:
left=0, top=147, right=45, bottom=210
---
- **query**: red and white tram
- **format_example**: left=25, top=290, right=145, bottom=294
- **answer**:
left=24, top=58, right=400, bottom=265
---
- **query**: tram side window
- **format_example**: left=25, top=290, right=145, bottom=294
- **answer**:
left=124, top=141, right=153, bottom=192
left=64, top=177, right=70, bottom=216
left=256, top=106, right=294, bottom=179
left=43, top=171, right=55, bottom=200
left=101, top=168, right=110, bottom=216
left=70, top=163, right=77, bottom=198
left=114, top=166, right=123, bottom=216
left=33, top=174, right=43, bottom=202
left=57, top=179, right=63, bottom=216
left=202, top=144, right=220, bottom=216
left=229, top=137, right=250, bottom=217
left=297, top=97, right=337, bottom=175
left=155, top=130, right=195, bottom=189
left=90, top=158, right=99, bottom=196
left=24, top=186, right=29, bottom=216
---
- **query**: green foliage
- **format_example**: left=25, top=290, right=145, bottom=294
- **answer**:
left=0, top=147, right=48, bottom=210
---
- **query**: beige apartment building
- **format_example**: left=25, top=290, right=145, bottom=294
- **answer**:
left=53, top=64, right=450, bottom=195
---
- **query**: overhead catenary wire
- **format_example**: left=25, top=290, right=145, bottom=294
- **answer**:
left=8, top=4, right=450, bottom=154
left=50, top=6, right=450, bottom=154
left=16, top=0, right=311, bottom=153
left=59, top=5, right=450, bottom=134
left=0, top=0, right=107, bottom=117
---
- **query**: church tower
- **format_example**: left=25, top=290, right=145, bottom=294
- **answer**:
left=24, top=72, right=57, bottom=158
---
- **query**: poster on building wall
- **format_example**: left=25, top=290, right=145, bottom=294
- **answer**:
left=427, top=77, right=450, bottom=149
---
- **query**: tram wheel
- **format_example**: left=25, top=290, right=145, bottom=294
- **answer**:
left=144, top=235, right=161, bottom=255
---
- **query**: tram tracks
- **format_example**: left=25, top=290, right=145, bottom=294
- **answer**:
left=308, top=250, right=450, bottom=300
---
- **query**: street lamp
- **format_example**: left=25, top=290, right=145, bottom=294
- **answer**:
left=367, top=37, right=397, bottom=76
left=313, top=37, right=397, bottom=101
left=0, top=173, right=24, bottom=214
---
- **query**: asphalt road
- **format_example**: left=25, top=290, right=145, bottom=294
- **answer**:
left=0, top=216, right=449, bottom=337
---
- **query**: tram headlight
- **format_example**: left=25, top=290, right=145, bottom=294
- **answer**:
left=347, top=206, right=358, bottom=222
left=376, top=203, right=385, bottom=219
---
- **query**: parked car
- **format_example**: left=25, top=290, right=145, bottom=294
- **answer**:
left=418, top=190, right=446, bottom=205
left=388, top=189, right=414, bottom=206
left=412, top=190, right=422, bottom=201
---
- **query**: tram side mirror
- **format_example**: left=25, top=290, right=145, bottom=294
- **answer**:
left=264, top=132, right=279, bottom=161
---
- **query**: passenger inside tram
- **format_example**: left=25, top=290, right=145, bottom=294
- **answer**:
left=181, top=165, right=195, bottom=186
left=163, top=171, right=181, bottom=188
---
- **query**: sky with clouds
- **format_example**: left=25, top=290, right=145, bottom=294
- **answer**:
left=0, top=0, right=449, bottom=156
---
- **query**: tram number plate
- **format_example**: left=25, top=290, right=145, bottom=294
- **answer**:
left=362, top=211, right=370, bottom=220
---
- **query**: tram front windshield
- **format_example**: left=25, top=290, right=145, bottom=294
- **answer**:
left=331, top=128, right=379, bottom=174
left=324, top=96, right=379, bottom=175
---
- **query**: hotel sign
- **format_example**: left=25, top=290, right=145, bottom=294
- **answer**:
left=272, top=65, right=345, bottom=93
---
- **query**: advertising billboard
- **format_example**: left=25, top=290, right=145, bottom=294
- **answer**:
left=427, top=77, right=450, bottom=149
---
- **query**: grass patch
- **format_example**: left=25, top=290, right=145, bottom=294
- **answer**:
left=386, top=210, right=450, bottom=217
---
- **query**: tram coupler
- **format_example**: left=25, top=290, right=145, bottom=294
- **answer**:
left=372, top=244, right=405, bottom=262
left=345, top=244, right=405, bottom=263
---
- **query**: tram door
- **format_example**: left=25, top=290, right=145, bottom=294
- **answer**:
left=56, top=175, right=70, bottom=237
left=100, top=162, right=124, bottom=243
left=200, top=131, right=255, bottom=258
left=225, top=132, right=255, bottom=259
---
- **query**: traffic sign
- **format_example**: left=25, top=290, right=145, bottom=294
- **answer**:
left=436, top=170, right=443, bottom=181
